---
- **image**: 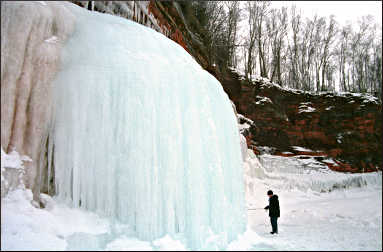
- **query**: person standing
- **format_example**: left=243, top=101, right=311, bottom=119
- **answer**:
left=264, top=190, right=280, bottom=234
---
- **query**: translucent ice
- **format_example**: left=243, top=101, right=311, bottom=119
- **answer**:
left=50, top=3, right=246, bottom=249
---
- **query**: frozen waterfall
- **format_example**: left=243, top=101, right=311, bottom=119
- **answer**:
left=50, top=3, right=246, bottom=249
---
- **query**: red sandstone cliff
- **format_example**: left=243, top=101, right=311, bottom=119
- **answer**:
left=228, top=70, right=382, bottom=173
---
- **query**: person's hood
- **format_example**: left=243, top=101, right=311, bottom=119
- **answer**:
left=271, top=194, right=278, bottom=200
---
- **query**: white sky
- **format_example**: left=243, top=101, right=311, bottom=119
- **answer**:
left=270, top=1, right=382, bottom=27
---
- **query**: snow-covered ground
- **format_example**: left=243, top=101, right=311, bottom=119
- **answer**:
left=247, top=176, right=382, bottom=251
left=2, top=148, right=381, bottom=251
left=245, top=152, right=382, bottom=251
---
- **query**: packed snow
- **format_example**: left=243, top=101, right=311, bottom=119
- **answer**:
left=247, top=180, right=382, bottom=250
left=238, top=114, right=253, bottom=132
left=1, top=147, right=32, bottom=170
left=291, top=146, right=315, bottom=152
left=245, top=151, right=382, bottom=251
left=1, top=147, right=31, bottom=197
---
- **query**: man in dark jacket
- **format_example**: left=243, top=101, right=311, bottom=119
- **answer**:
left=264, top=190, right=280, bottom=234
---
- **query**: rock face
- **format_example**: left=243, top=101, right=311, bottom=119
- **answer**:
left=1, top=1, right=75, bottom=200
left=227, top=71, right=382, bottom=173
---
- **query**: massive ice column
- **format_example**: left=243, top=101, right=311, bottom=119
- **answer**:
left=48, top=3, right=246, bottom=249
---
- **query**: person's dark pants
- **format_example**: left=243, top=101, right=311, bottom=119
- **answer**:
left=270, top=216, right=278, bottom=233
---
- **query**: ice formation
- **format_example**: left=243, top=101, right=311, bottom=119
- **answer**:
left=48, top=3, right=246, bottom=249
left=1, top=1, right=75, bottom=200
left=257, top=154, right=382, bottom=192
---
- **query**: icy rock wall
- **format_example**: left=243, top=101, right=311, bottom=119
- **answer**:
left=49, top=3, right=246, bottom=249
left=1, top=2, right=75, bottom=201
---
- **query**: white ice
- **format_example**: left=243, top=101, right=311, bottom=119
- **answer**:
left=49, top=2, right=245, bottom=250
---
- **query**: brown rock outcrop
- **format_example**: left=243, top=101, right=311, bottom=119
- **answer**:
left=230, top=73, right=382, bottom=173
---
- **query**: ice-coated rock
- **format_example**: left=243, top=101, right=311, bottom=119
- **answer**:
left=1, top=1, right=75, bottom=201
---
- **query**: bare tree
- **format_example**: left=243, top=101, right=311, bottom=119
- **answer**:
left=194, top=1, right=227, bottom=66
left=287, top=5, right=301, bottom=89
left=336, top=24, right=352, bottom=92
left=225, top=2, right=241, bottom=67
left=320, top=15, right=337, bottom=91
left=297, top=15, right=317, bottom=91
left=255, top=1, right=271, bottom=78
left=266, top=7, right=288, bottom=85
left=195, top=2, right=382, bottom=98
left=245, top=1, right=257, bottom=79
left=244, top=1, right=270, bottom=79
left=372, top=33, right=382, bottom=99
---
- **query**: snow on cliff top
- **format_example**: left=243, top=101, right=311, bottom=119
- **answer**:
left=228, top=67, right=380, bottom=105
left=298, top=103, right=316, bottom=113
